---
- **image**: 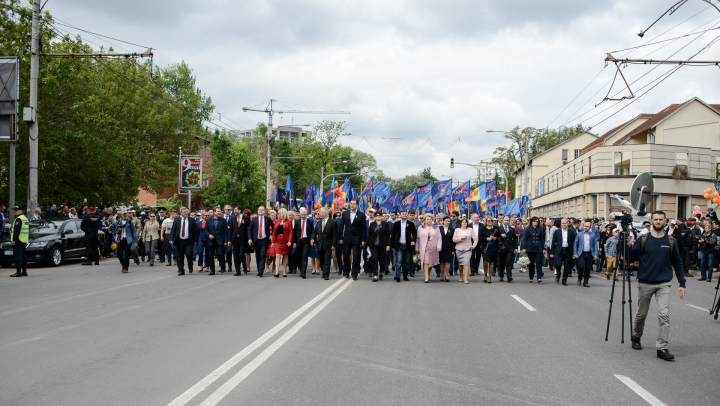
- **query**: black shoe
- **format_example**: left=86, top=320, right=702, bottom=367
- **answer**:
left=379, top=274, right=383, bottom=280
left=82, top=261, right=92, bottom=266
left=10, top=271, right=22, bottom=277
left=657, top=349, right=674, bottom=361
left=577, top=280, right=582, bottom=286
left=583, top=283, right=590, bottom=287
left=94, top=261, right=99, bottom=265
left=178, top=271, right=185, bottom=276
left=607, top=275, right=610, bottom=280
left=302, top=275, right=306, bottom=279
left=352, top=276, right=358, bottom=280
left=556, top=276, right=560, bottom=283
left=258, top=272, right=263, bottom=277
left=209, top=270, right=215, bottom=275
left=189, top=269, right=193, bottom=274
left=698, top=278, right=706, bottom=281
left=631, top=336, right=642, bottom=350
left=562, top=281, right=567, bottom=285
left=394, top=276, right=401, bottom=282
left=234, top=272, right=241, bottom=276
left=135, top=260, right=140, bottom=266
left=492, top=272, right=496, bottom=277
left=324, top=276, right=329, bottom=280
left=372, top=278, right=378, bottom=282
left=403, top=276, right=409, bottom=281
left=529, top=279, right=533, bottom=283
left=150, top=263, right=154, bottom=267
left=283, top=274, right=287, bottom=277
left=344, top=273, right=349, bottom=279
left=274, top=273, right=279, bottom=278
left=499, top=278, right=504, bottom=282
left=219, top=270, right=224, bottom=273
left=507, top=278, right=513, bottom=283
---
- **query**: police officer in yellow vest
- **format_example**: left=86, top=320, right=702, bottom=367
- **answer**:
left=10, top=205, right=29, bottom=277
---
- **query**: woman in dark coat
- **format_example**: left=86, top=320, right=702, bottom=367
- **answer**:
left=438, top=217, right=455, bottom=282
left=521, top=216, right=546, bottom=283
left=480, top=216, right=501, bottom=283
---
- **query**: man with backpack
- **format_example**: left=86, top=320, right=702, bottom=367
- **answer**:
left=628, top=211, right=686, bottom=361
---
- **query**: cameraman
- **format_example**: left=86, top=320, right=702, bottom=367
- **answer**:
left=628, top=211, right=685, bottom=361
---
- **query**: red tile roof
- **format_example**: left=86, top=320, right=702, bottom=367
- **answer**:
left=579, top=114, right=651, bottom=155
left=611, top=102, right=689, bottom=146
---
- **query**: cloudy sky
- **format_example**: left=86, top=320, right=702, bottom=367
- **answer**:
left=48, top=0, right=720, bottom=181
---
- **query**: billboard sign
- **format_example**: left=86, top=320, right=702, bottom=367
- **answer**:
left=0, top=57, right=20, bottom=142
left=180, top=156, right=202, bottom=189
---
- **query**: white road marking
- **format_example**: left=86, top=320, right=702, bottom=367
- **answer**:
left=614, top=375, right=667, bottom=406
left=511, top=295, right=536, bottom=312
left=196, top=278, right=352, bottom=406
left=686, top=304, right=707, bottom=311
left=1, top=274, right=173, bottom=316
left=167, top=278, right=347, bottom=406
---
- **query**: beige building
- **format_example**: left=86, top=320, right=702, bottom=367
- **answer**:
left=516, top=97, right=720, bottom=219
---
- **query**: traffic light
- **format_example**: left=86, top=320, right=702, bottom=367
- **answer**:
left=450, top=158, right=454, bottom=168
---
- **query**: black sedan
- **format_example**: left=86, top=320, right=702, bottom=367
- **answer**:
left=0, top=218, right=100, bottom=267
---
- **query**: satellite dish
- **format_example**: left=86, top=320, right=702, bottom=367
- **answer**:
left=630, top=172, right=654, bottom=213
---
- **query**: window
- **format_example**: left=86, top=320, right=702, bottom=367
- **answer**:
left=63, top=221, right=78, bottom=234
left=574, top=149, right=581, bottom=159
left=562, top=149, right=569, bottom=161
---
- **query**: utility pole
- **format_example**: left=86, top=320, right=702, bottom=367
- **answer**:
left=523, top=138, right=529, bottom=198
left=27, top=0, right=40, bottom=211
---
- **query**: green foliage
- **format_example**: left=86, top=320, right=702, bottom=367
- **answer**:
left=200, top=132, right=265, bottom=210
left=156, top=194, right=183, bottom=211
left=390, top=168, right=436, bottom=195
left=420, top=167, right=437, bottom=183
left=0, top=0, right=212, bottom=208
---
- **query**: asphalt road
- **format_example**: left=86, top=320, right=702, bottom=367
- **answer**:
left=1, top=256, right=719, bottom=406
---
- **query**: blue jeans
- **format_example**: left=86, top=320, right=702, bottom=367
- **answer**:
left=700, top=252, right=714, bottom=280
left=164, top=239, right=176, bottom=262
left=197, top=239, right=211, bottom=267
left=395, top=244, right=413, bottom=278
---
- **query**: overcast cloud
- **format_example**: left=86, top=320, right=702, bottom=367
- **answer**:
left=47, top=0, right=720, bottom=181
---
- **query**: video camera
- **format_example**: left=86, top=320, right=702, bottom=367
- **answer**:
left=610, top=209, right=633, bottom=224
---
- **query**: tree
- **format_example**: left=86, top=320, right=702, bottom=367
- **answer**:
left=0, top=0, right=212, bottom=208
left=201, top=133, right=265, bottom=210
left=420, top=167, right=438, bottom=183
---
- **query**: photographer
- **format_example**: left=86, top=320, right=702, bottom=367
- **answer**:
left=628, top=211, right=685, bottom=361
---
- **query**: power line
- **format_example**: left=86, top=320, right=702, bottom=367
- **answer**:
left=550, top=5, right=715, bottom=129
left=49, top=17, right=153, bottom=50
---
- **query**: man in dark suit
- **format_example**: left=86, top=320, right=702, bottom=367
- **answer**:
left=287, top=211, right=299, bottom=274
left=363, top=210, right=376, bottom=275
left=248, top=206, right=273, bottom=276
left=228, top=206, right=249, bottom=275
left=497, top=216, right=518, bottom=282
left=156, top=209, right=167, bottom=263
left=207, top=207, right=228, bottom=275
left=334, top=212, right=344, bottom=274
left=169, top=207, right=198, bottom=275
left=293, top=208, right=315, bottom=279
left=550, top=218, right=576, bottom=285
left=391, top=209, right=417, bottom=282
left=384, top=212, right=394, bottom=274
left=311, top=207, right=337, bottom=280
left=338, top=198, right=366, bottom=280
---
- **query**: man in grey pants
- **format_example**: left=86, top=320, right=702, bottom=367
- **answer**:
left=628, top=211, right=686, bottom=361
left=142, top=214, right=160, bottom=266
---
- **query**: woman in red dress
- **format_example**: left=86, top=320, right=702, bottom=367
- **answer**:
left=265, top=210, right=277, bottom=272
left=271, top=208, right=293, bottom=277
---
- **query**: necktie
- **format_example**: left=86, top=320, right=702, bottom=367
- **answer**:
left=259, top=216, right=263, bottom=238
left=238, top=216, right=241, bottom=227
left=301, top=220, right=305, bottom=238
left=181, top=218, right=186, bottom=238
left=321, top=219, right=325, bottom=233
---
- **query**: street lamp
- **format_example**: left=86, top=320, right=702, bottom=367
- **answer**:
left=320, top=160, right=348, bottom=192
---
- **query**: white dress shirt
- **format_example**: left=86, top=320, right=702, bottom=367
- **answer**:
left=562, top=229, right=568, bottom=247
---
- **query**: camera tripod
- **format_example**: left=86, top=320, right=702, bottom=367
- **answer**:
left=711, top=276, right=720, bottom=320
left=605, top=225, right=634, bottom=343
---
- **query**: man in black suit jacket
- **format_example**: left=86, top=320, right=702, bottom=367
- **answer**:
left=550, top=218, right=576, bottom=285
left=168, top=207, right=198, bottom=275
left=310, top=208, right=337, bottom=280
left=338, top=199, right=366, bottom=280
left=390, top=209, right=417, bottom=281
left=497, top=216, right=518, bottom=282
left=228, top=206, right=249, bottom=275
left=248, top=206, right=273, bottom=276
left=207, top=207, right=228, bottom=275
left=293, top=208, right=315, bottom=278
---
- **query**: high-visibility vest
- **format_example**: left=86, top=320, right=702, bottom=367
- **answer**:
left=11, top=214, right=29, bottom=243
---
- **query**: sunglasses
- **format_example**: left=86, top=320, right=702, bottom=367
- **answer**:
left=149, top=216, right=155, bottom=218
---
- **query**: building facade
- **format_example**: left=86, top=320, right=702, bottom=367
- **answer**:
left=516, top=97, right=719, bottom=219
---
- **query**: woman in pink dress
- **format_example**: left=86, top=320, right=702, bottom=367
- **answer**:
left=416, top=213, right=442, bottom=283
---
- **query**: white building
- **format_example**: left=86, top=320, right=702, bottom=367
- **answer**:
left=240, top=125, right=309, bottom=143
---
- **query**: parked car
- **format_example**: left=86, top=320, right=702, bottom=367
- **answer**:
left=0, top=218, right=100, bottom=267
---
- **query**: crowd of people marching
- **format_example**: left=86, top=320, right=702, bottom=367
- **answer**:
left=6, top=199, right=713, bottom=285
